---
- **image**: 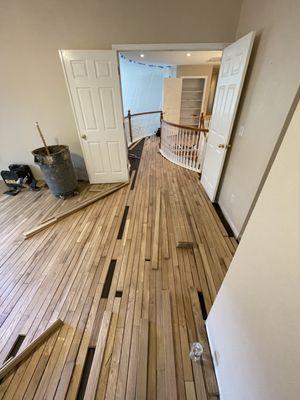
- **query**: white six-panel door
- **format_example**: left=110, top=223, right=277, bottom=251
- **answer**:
left=201, top=32, right=255, bottom=201
left=60, top=50, right=129, bottom=183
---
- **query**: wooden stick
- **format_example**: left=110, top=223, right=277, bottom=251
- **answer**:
left=35, top=122, right=51, bottom=156
left=0, top=319, right=63, bottom=380
left=24, top=182, right=129, bottom=239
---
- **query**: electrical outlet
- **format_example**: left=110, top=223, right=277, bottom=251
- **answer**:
left=238, top=125, right=245, bottom=137
left=214, top=350, right=220, bottom=366
left=230, top=193, right=235, bottom=204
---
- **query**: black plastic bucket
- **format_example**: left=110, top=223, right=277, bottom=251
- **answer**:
left=32, top=145, right=78, bottom=198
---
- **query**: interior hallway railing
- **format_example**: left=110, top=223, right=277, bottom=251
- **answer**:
left=160, top=119, right=208, bottom=173
left=124, top=110, right=163, bottom=145
left=124, top=109, right=209, bottom=173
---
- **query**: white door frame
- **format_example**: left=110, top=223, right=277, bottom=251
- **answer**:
left=112, top=43, right=229, bottom=51
left=113, top=42, right=232, bottom=193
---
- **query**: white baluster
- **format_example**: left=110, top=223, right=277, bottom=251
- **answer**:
left=179, top=127, right=181, bottom=164
left=185, top=129, right=189, bottom=168
left=192, top=131, right=197, bottom=170
left=188, top=130, right=193, bottom=169
left=181, top=128, right=184, bottom=166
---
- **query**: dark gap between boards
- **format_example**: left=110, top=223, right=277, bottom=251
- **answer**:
left=76, top=347, right=95, bottom=400
left=4, top=334, right=26, bottom=362
left=198, top=291, right=208, bottom=320
left=117, top=206, right=129, bottom=240
left=129, top=138, right=145, bottom=190
left=101, top=260, right=117, bottom=299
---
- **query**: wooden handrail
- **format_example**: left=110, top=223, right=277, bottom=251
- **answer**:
left=124, top=110, right=162, bottom=119
left=125, top=109, right=164, bottom=143
left=162, top=119, right=209, bottom=133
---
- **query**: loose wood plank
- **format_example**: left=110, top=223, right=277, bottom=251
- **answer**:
left=0, top=319, right=63, bottom=380
left=24, top=182, right=129, bottom=239
left=176, top=241, right=194, bottom=249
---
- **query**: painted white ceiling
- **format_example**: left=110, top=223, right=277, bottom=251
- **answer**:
left=120, top=50, right=222, bottom=66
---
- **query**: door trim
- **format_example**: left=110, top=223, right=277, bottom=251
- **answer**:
left=112, top=43, right=230, bottom=51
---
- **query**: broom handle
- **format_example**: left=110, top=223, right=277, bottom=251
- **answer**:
left=35, top=122, right=51, bottom=156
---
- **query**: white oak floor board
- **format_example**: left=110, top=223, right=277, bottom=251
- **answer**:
left=0, top=137, right=237, bottom=399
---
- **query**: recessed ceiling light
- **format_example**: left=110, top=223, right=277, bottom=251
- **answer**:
left=140, top=54, right=145, bottom=58
left=186, top=53, right=191, bottom=57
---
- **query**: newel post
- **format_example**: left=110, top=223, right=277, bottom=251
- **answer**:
left=128, top=110, right=133, bottom=143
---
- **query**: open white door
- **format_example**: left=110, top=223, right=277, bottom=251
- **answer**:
left=60, top=50, right=129, bottom=183
left=201, top=32, right=255, bottom=201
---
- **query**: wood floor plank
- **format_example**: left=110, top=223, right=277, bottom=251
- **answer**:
left=0, top=137, right=237, bottom=399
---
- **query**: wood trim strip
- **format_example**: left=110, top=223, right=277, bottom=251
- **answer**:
left=0, top=319, right=63, bottom=380
left=24, top=182, right=129, bottom=239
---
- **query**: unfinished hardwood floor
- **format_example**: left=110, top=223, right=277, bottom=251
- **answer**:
left=0, top=137, right=236, bottom=399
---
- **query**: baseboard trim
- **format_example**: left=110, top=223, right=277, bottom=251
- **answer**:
left=206, top=323, right=224, bottom=400
left=215, top=203, right=240, bottom=239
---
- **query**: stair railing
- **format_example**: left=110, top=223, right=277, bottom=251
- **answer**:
left=124, top=110, right=163, bottom=145
left=160, top=119, right=208, bottom=173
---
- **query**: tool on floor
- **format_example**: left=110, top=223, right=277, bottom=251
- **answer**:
left=1, top=164, right=40, bottom=196
left=189, top=342, right=204, bottom=363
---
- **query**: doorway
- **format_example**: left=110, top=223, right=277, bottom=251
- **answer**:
left=117, top=49, right=223, bottom=145
left=59, top=34, right=254, bottom=208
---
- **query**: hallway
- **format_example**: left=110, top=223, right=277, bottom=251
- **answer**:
left=0, top=137, right=236, bottom=399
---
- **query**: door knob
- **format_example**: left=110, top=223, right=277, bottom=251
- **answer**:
left=218, top=143, right=231, bottom=149
left=81, top=134, right=87, bottom=140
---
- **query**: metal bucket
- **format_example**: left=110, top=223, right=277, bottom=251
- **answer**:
left=32, top=145, right=78, bottom=198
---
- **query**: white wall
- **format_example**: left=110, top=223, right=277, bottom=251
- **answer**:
left=217, top=0, right=300, bottom=237
left=119, top=55, right=174, bottom=140
left=120, top=55, right=174, bottom=115
left=206, top=100, right=300, bottom=400
left=0, top=0, right=241, bottom=179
